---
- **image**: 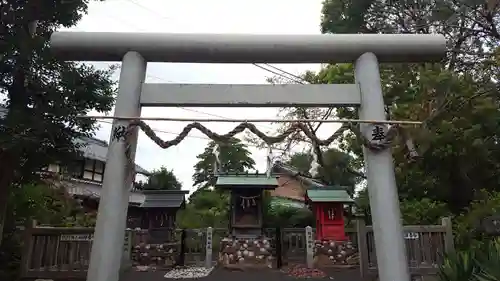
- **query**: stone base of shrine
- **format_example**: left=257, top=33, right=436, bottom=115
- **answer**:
left=132, top=242, right=180, bottom=268
left=218, top=236, right=274, bottom=270
left=313, top=239, right=358, bottom=268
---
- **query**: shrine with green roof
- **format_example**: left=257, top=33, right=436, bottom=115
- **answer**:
left=305, top=186, right=353, bottom=241
left=215, top=173, right=278, bottom=238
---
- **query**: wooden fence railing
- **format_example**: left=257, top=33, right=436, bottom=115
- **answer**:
left=20, top=221, right=96, bottom=280
left=357, top=217, right=454, bottom=278
left=20, top=218, right=454, bottom=280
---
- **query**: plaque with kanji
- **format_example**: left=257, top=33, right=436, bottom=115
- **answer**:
left=371, top=125, right=386, bottom=141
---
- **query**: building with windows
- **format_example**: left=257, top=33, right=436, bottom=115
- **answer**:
left=0, top=105, right=150, bottom=206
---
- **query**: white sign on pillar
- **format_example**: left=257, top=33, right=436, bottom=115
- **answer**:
left=205, top=227, right=213, bottom=268
left=305, top=226, right=314, bottom=268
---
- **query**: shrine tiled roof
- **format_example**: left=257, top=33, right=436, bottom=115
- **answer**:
left=139, top=190, right=189, bottom=208
left=215, top=174, right=279, bottom=189
left=306, top=187, right=354, bottom=203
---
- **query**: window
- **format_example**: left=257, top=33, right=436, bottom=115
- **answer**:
left=72, top=158, right=105, bottom=183
left=83, top=159, right=105, bottom=182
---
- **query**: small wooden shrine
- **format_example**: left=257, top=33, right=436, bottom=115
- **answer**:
left=305, top=186, right=354, bottom=241
left=215, top=173, right=278, bottom=238
left=136, top=189, right=189, bottom=229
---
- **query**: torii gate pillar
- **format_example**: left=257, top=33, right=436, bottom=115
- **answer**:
left=355, top=53, right=410, bottom=280
left=50, top=32, right=446, bottom=281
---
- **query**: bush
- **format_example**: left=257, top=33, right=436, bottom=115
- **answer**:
left=438, top=238, right=500, bottom=281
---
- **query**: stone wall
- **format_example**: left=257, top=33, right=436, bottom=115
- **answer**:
left=132, top=241, right=180, bottom=269
left=313, top=240, right=358, bottom=268
left=219, top=237, right=274, bottom=269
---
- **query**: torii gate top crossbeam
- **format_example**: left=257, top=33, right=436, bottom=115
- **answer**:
left=50, top=32, right=446, bottom=63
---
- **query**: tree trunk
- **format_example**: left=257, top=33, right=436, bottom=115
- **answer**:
left=0, top=20, right=37, bottom=246
left=0, top=151, right=16, bottom=245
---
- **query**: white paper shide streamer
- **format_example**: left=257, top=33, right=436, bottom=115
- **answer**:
left=213, top=144, right=221, bottom=174
left=309, top=146, right=320, bottom=177
left=266, top=144, right=273, bottom=178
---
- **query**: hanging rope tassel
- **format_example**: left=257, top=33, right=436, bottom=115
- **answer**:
left=213, top=143, right=221, bottom=175
left=309, top=144, right=320, bottom=178
left=266, top=144, right=273, bottom=178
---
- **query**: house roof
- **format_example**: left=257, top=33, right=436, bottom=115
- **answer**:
left=272, top=161, right=355, bottom=204
left=272, top=161, right=325, bottom=188
left=140, top=190, right=189, bottom=208
left=215, top=174, right=278, bottom=189
left=75, top=136, right=149, bottom=175
left=306, top=187, right=354, bottom=203
left=0, top=106, right=149, bottom=175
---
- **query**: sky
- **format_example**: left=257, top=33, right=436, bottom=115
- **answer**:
left=65, top=0, right=338, bottom=193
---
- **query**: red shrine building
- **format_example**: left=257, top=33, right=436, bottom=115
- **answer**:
left=270, top=162, right=354, bottom=241
left=305, top=187, right=353, bottom=241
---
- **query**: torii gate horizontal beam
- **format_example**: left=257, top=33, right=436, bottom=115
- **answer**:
left=50, top=32, right=446, bottom=63
left=139, top=83, right=361, bottom=107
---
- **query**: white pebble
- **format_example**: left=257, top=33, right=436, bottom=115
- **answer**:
left=248, top=251, right=255, bottom=257
left=243, top=250, right=249, bottom=256
left=163, top=266, right=214, bottom=279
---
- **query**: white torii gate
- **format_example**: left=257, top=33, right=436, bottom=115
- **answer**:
left=50, top=32, right=446, bottom=281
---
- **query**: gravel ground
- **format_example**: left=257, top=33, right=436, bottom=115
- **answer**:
left=163, top=267, right=215, bottom=279
left=120, top=266, right=362, bottom=281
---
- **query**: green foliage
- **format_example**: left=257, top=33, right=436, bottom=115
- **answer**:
left=286, top=149, right=363, bottom=195
left=192, top=138, right=255, bottom=190
left=264, top=204, right=314, bottom=228
left=438, top=250, right=478, bottom=281
left=453, top=191, right=500, bottom=250
left=310, top=0, right=500, bottom=218
left=475, top=238, right=500, bottom=281
left=0, top=182, right=95, bottom=280
left=0, top=0, right=115, bottom=246
left=138, top=167, right=182, bottom=190
left=177, top=189, right=230, bottom=229
left=400, top=198, right=450, bottom=225
left=355, top=188, right=450, bottom=225
left=437, top=238, right=500, bottom=281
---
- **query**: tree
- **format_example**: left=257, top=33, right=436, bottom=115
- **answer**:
left=252, top=64, right=366, bottom=186
left=316, top=0, right=500, bottom=214
left=0, top=0, right=115, bottom=243
left=177, top=189, right=230, bottom=229
left=285, top=149, right=363, bottom=195
left=264, top=0, right=499, bottom=216
left=138, top=167, right=182, bottom=190
left=192, top=138, right=256, bottom=190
